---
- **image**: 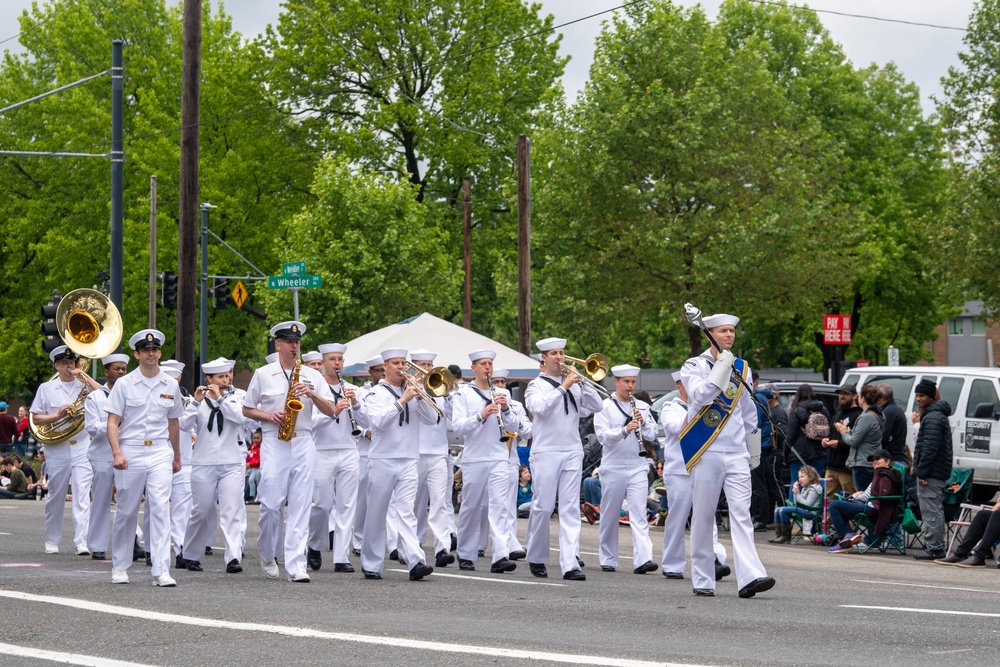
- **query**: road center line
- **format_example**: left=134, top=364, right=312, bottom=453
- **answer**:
left=0, top=641, right=157, bottom=667
left=842, top=604, right=1000, bottom=618
left=0, top=589, right=688, bottom=667
left=853, top=578, right=1000, bottom=595
left=386, top=568, right=567, bottom=586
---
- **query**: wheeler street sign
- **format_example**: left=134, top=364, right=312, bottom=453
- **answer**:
left=282, top=260, right=306, bottom=276
left=267, top=274, right=323, bottom=290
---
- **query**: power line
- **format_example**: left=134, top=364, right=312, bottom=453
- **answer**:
left=749, top=0, right=968, bottom=33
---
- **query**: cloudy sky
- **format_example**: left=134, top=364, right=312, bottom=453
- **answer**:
left=0, top=1, right=979, bottom=114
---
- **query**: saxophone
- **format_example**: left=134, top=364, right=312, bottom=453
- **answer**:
left=277, top=357, right=304, bottom=442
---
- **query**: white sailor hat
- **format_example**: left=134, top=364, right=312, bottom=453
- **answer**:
left=129, top=329, right=165, bottom=351
left=101, top=353, right=129, bottom=366
left=49, top=345, right=78, bottom=363
left=301, top=350, right=322, bottom=363
left=491, top=368, right=510, bottom=379
left=202, top=357, right=234, bottom=374
left=410, top=349, right=437, bottom=362
left=535, top=337, right=566, bottom=352
left=380, top=348, right=407, bottom=362
left=161, top=359, right=185, bottom=371
left=468, top=349, right=496, bottom=362
left=162, top=366, right=182, bottom=379
left=365, top=355, right=385, bottom=369
left=269, top=321, right=305, bottom=340
left=701, top=313, right=740, bottom=329
left=318, top=343, right=347, bottom=355
left=265, top=352, right=279, bottom=364
left=611, top=364, right=640, bottom=378
left=671, top=371, right=684, bottom=384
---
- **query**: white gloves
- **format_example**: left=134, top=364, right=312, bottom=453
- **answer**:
left=747, top=429, right=761, bottom=470
left=707, top=349, right=735, bottom=391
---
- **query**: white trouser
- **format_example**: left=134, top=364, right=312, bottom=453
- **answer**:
left=386, top=492, right=399, bottom=553
left=661, top=473, right=727, bottom=575
left=257, top=433, right=316, bottom=577
left=504, top=459, right=523, bottom=553
left=457, top=460, right=509, bottom=563
left=112, top=444, right=173, bottom=576
left=525, top=449, right=583, bottom=575
left=70, top=455, right=94, bottom=549
left=690, top=449, right=767, bottom=592
left=309, top=448, right=360, bottom=563
left=353, top=454, right=369, bottom=551
left=87, top=458, right=114, bottom=553
left=170, top=468, right=192, bottom=556
left=598, top=464, right=653, bottom=568
left=183, top=464, right=245, bottom=564
left=415, top=454, right=451, bottom=555
left=444, top=454, right=457, bottom=534
left=362, top=458, right=424, bottom=573
left=43, top=443, right=73, bottom=546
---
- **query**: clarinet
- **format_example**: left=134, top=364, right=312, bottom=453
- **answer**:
left=486, top=373, right=511, bottom=444
left=629, top=391, right=655, bottom=459
left=335, top=370, right=362, bottom=437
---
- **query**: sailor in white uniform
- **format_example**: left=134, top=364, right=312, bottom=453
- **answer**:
left=352, top=356, right=385, bottom=556
left=490, top=369, right=531, bottom=561
left=593, top=364, right=658, bottom=574
left=302, top=350, right=323, bottom=371
left=524, top=337, right=603, bottom=580
left=157, top=361, right=194, bottom=568
left=105, top=329, right=184, bottom=587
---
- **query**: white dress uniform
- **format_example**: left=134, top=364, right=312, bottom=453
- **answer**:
left=352, top=364, right=382, bottom=554
left=524, top=348, right=603, bottom=576
left=308, top=375, right=368, bottom=565
left=243, top=359, right=333, bottom=578
left=69, top=417, right=93, bottom=553
left=593, top=390, right=657, bottom=570
left=500, top=396, right=532, bottom=555
left=30, top=373, right=88, bottom=551
left=682, top=347, right=768, bottom=594
left=361, top=371, right=437, bottom=575
left=180, top=366, right=250, bottom=568
left=105, top=364, right=184, bottom=578
left=452, top=380, right=520, bottom=565
left=413, top=392, right=453, bottom=558
left=659, top=396, right=728, bottom=576
left=85, top=382, right=116, bottom=555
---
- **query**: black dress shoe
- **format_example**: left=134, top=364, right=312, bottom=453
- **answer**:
left=508, top=550, right=526, bottom=561
left=913, top=550, right=946, bottom=561
left=186, top=560, right=203, bottom=572
left=634, top=560, right=658, bottom=575
left=132, top=538, right=145, bottom=562
left=205, top=546, right=213, bottom=555
left=435, top=550, right=455, bottom=567
left=226, top=559, right=243, bottom=574
left=307, top=548, right=322, bottom=571
left=91, top=552, right=107, bottom=560
left=738, top=576, right=776, bottom=599
left=409, top=563, right=433, bottom=580
left=329, top=530, right=335, bottom=551
left=362, top=569, right=382, bottom=580
left=450, top=534, right=457, bottom=552
left=663, top=571, right=684, bottom=579
left=693, top=588, right=715, bottom=596
left=334, top=562, right=355, bottom=573
left=145, top=555, right=152, bottom=567
left=477, top=550, right=486, bottom=558
left=175, top=554, right=188, bottom=569
left=576, top=556, right=586, bottom=568
left=389, top=549, right=399, bottom=562
left=459, top=559, right=476, bottom=571
left=601, top=565, right=616, bottom=572
left=490, top=558, right=517, bottom=573
left=715, top=559, right=732, bottom=581
left=529, top=562, right=548, bottom=578
left=563, top=568, right=586, bottom=581
left=352, top=548, right=361, bottom=557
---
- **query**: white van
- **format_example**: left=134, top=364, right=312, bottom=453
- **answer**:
left=841, top=366, right=1000, bottom=499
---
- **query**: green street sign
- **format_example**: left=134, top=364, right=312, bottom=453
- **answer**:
left=282, top=260, right=306, bottom=276
left=268, top=274, right=323, bottom=290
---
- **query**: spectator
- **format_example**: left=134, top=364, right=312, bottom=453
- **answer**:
left=935, top=498, right=1000, bottom=567
left=826, top=449, right=901, bottom=552
left=877, top=384, right=909, bottom=466
left=516, top=466, right=533, bottom=518
left=911, top=379, right=953, bottom=561
left=821, top=384, right=860, bottom=498
left=769, top=465, right=823, bottom=543
left=835, top=384, right=884, bottom=493
left=245, top=429, right=261, bottom=504
left=582, top=469, right=601, bottom=524
left=13, top=406, right=31, bottom=459
left=785, top=384, right=830, bottom=503
left=647, top=459, right=667, bottom=521
left=0, top=402, right=16, bottom=455
left=0, top=456, right=31, bottom=499
left=11, top=454, right=38, bottom=487
left=751, top=383, right=782, bottom=529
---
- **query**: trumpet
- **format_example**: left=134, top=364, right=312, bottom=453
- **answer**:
left=561, top=352, right=611, bottom=399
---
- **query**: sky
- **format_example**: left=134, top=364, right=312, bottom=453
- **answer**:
left=0, top=0, right=980, bottom=115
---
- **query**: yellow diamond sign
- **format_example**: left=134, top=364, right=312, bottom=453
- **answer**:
left=231, top=280, right=248, bottom=309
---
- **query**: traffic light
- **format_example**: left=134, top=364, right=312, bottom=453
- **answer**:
left=41, top=290, right=62, bottom=354
left=214, top=282, right=233, bottom=309
left=161, top=271, right=177, bottom=309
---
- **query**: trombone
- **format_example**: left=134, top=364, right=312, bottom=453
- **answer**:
left=403, top=361, right=456, bottom=418
left=561, top=352, right=611, bottom=399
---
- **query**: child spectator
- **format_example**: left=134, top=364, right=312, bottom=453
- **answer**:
left=769, top=465, right=823, bottom=543
left=516, top=466, right=532, bottom=518
left=245, top=429, right=262, bottom=504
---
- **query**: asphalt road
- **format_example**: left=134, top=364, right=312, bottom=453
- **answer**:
left=1, top=499, right=999, bottom=667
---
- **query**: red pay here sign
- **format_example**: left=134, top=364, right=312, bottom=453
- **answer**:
left=824, top=314, right=851, bottom=345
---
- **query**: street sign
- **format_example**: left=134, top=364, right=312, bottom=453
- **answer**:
left=267, top=274, right=323, bottom=290
left=823, top=314, right=852, bottom=345
left=231, top=280, right=248, bottom=309
left=856, top=360, right=870, bottom=367
left=283, top=261, right=306, bottom=276
left=887, top=345, right=899, bottom=367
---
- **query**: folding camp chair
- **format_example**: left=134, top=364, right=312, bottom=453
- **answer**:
left=852, top=464, right=908, bottom=555
left=943, top=468, right=975, bottom=554
left=788, top=477, right=829, bottom=544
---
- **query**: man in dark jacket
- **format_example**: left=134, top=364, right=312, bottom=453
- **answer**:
left=877, top=384, right=909, bottom=466
left=911, top=379, right=953, bottom=560
left=821, top=384, right=861, bottom=498
left=750, top=384, right=781, bottom=529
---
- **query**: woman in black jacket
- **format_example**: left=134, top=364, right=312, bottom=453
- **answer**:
left=785, top=384, right=831, bottom=502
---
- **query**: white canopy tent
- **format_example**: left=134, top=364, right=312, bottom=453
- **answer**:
left=340, top=312, right=541, bottom=379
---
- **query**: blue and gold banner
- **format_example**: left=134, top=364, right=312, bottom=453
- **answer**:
left=680, top=358, right=750, bottom=472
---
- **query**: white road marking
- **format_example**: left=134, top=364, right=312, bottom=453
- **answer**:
left=842, top=604, right=1000, bottom=618
left=0, top=641, right=157, bottom=667
left=854, top=578, right=1000, bottom=595
left=387, top=568, right=567, bottom=586
left=0, top=589, right=690, bottom=667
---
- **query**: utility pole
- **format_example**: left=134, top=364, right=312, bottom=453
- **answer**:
left=200, top=204, right=211, bottom=368
left=149, top=175, right=157, bottom=328
left=517, top=136, right=531, bottom=355
left=463, top=178, right=472, bottom=330
left=177, top=0, right=202, bottom=392
left=110, top=40, right=124, bottom=319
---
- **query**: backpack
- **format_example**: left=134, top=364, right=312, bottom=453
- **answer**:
left=803, top=409, right=829, bottom=440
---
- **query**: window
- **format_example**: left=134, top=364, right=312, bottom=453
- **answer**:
left=972, top=319, right=987, bottom=336
left=939, top=377, right=965, bottom=413
left=966, top=379, right=1000, bottom=418
left=948, top=318, right=965, bottom=335
left=867, top=375, right=915, bottom=411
